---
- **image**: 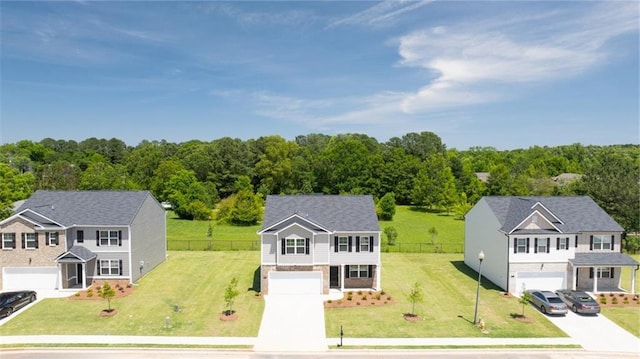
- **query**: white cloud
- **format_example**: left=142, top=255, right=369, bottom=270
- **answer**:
left=327, top=0, right=435, bottom=28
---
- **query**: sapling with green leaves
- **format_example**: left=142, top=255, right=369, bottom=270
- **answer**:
left=407, top=282, right=424, bottom=316
left=224, top=277, right=239, bottom=316
left=98, top=281, right=116, bottom=312
left=519, top=291, right=532, bottom=317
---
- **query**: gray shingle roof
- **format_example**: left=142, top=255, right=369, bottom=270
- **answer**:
left=56, top=246, right=97, bottom=263
left=570, top=252, right=639, bottom=266
left=261, top=195, right=380, bottom=232
left=15, top=190, right=153, bottom=227
left=483, top=196, right=624, bottom=233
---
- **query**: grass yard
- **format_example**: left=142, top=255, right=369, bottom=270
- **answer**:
left=379, top=206, right=465, bottom=252
left=166, top=212, right=259, bottom=242
left=325, top=253, right=566, bottom=338
left=609, top=253, right=640, bottom=337
left=0, top=251, right=264, bottom=337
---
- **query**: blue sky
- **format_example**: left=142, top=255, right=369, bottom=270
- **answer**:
left=1, top=1, right=638, bottom=150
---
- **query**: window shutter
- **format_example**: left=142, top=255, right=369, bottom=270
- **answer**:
left=345, top=265, right=350, bottom=278
left=355, top=236, right=360, bottom=253
left=556, top=238, right=559, bottom=250
left=21, top=233, right=25, bottom=249
left=348, top=236, right=352, bottom=252
left=96, top=231, right=100, bottom=247
left=611, top=235, right=615, bottom=251
left=526, top=238, right=530, bottom=253
left=575, top=235, right=578, bottom=248
left=11, top=234, right=16, bottom=249
left=34, top=233, right=39, bottom=249
left=46, top=233, right=50, bottom=246
left=534, top=238, right=538, bottom=253
left=119, top=231, right=122, bottom=246
left=334, top=236, right=338, bottom=253
left=368, top=265, right=373, bottom=278
left=566, top=238, right=569, bottom=250
left=546, top=238, right=550, bottom=253
left=610, top=267, right=615, bottom=279
left=589, top=235, right=593, bottom=250
left=589, top=268, right=593, bottom=278
left=513, top=238, right=517, bottom=253
left=119, top=260, right=123, bottom=276
left=305, top=238, right=310, bottom=255
left=369, top=236, right=374, bottom=252
left=281, top=238, right=285, bottom=255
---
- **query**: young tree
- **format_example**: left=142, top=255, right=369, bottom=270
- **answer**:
left=428, top=226, right=438, bottom=244
left=224, top=277, right=239, bottom=316
left=519, top=291, right=532, bottom=317
left=98, top=281, right=116, bottom=312
left=384, top=226, right=398, bottom=246
left=407, top=282, right=424, bottom=316
left=377, top=192, right=396, bottom=220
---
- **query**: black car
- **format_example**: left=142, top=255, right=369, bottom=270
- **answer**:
left=0, top=290, right=37, bottom=318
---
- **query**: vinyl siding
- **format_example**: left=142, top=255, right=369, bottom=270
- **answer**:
left=329, top=232, right=379, bottom=265
left=129, top=194, right=166, bottom=283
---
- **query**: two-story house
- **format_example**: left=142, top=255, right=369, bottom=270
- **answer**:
left=465, top=196, right=638, bottom=296
left=0, top=190, right=166, bottom=291
left=258, top=195, right=381, bottom=295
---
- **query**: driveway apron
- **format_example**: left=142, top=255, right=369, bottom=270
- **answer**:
left=253, top=294, right=327, bottom=352
left=545, top=310, right=640, bottom=353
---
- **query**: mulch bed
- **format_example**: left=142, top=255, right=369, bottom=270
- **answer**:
left=324, top=291, right=396, bottom=308
left=597, top=293, right=640, bottom=307
left=219, top=312, right=238, bottom=321
left=69, top=280, right=135, bottom=300
left=403, top=313, right=421, bottom=321
left=99, top=309, right=118, bottom=317
left=510, top=313, right=534, bottom=323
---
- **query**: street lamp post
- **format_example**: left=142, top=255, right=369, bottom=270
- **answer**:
left=473, top=251, right=485, bottom=325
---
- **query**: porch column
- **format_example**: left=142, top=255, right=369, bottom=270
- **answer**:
left=82, top=263, right=87, bottom=290
left=376, top=265, right=381, bottom=291
left=56, top=263, right=62, bottom=290
left=572, top=266, right=577, bottom=290
left=593, top=267, right=598, bottom=293
left=632, top=266, right=637, bottom=294
left=340, top=264, right=345, bottom=291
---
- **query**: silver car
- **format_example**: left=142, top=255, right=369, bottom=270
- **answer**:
left=526, top=290, right=568, bottom=315
left=556, top=289, right=601, bottom=314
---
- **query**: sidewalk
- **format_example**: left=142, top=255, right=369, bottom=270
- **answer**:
left=1, top=335, right=578, bottom=348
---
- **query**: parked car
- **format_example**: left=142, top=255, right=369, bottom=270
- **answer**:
left=525, top=289, right=568, bottom=315
left=0, top=290, right=37, bottom=318
left=556, top=289, right=601, bottom=314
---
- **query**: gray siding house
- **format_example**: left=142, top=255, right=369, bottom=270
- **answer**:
left=259, top=195, right=381, bottom=295
left=465, top=196, right=639, bottom=296
left=0, top=190, right=166, bottom=291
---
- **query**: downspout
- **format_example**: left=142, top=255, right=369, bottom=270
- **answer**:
left=505, top=232, right=510, bottom=294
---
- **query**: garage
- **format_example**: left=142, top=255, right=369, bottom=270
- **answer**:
left=268, top=271, right=323, bottom=295
left=2, top=267, right=58, bottom=290
left=516, top=271, right=566, bottom=295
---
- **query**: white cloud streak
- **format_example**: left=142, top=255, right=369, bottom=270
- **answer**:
left=328, top=0, right=435, bottom=28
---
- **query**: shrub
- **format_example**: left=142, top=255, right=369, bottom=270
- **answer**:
left=384, top=226, right=398, bottom=246
left=337, top=300, right=342, bottom=305
left=380, top=290, right=386, bottom=295
left=347, top=292, right=353, bottom=301
left=387, top=296, right=392, bottom=300
left=356, top=302, right=361, bottom=306
left=623, top=299, right=629, bottom=304
left=375, top=293, right=382, bottom=300
left=371, top=302, right=375, bottom=305
left=600, top=297, right=607, bottom=304
left=74, top=292, right=80, bottom=297
left=327, top=300, right=332, bottom=304
left=612, top=297, right=618, bottom=304
left=357, top=290, right=363, bottom=295
left=362, top=296, right=368, bottom=301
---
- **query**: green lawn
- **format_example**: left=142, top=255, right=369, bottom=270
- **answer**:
left=380, top=206, right=465, bottom=253
left=166, top=212, right=260, bottom=242
left=0, top=251, right=264, bottom=337
left=325, top=253, right=567, bottom=338
left=610, top=253, right=640, bottom=337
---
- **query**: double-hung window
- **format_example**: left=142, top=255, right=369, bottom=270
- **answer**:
left=338, top=236, right=349, bottom=252
left=349, top=265, right=369, bottom=278
left=2, top=233, right=15, bottom=249
left=592, top=235, right=611, bottom=250
left=535, top=238, right=549, bottom=253
left=99, top=260, right=120, bottom=276
left=285, top=238, right=305, bottom=254
left=48, top=232, right=58, bottom=246
left=359, top=236, right=370, bottom=252
left=516, top=238, right=528, bottom=253
left=100, top=230, right=119, bottom=246
left=557, top=237, right=569, bottom=250
left=25, top=233, right=37, bottom=249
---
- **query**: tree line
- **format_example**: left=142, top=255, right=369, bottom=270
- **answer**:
left=0, top=132, right=638, bottom=243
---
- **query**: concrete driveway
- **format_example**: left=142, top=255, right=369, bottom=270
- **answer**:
left=544, top=310, right=640, bottom=354
left=253, top=294, right=327, bottom=352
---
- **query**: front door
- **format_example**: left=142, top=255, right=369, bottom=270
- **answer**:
left=76, top=263, right=83, bottom=286
left=330, top=266, right=339, bottom=288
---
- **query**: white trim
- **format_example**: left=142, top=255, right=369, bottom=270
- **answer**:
left=530, top=202, right=564, bottom=224
left=257, top=214, right=330, bottom=234
left=509, top=210, right=562, bottom=234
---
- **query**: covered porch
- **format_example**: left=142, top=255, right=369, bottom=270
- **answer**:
left=55, top=246, right=97, bottom=290
left=569, top=252, right=639, bottom=293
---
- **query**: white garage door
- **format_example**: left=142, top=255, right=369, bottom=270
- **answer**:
left=516, top=271, right=566, bottom=296
left=269, top=271, right=322, bottom=295
left=3, top=267, right=58, bottom=290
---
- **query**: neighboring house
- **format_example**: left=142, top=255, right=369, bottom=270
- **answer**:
left=258, top=195, right=381, bottom=295
left=0, top=190, right=166, bottom=291
left=465, top=196, right=638, bottom=296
